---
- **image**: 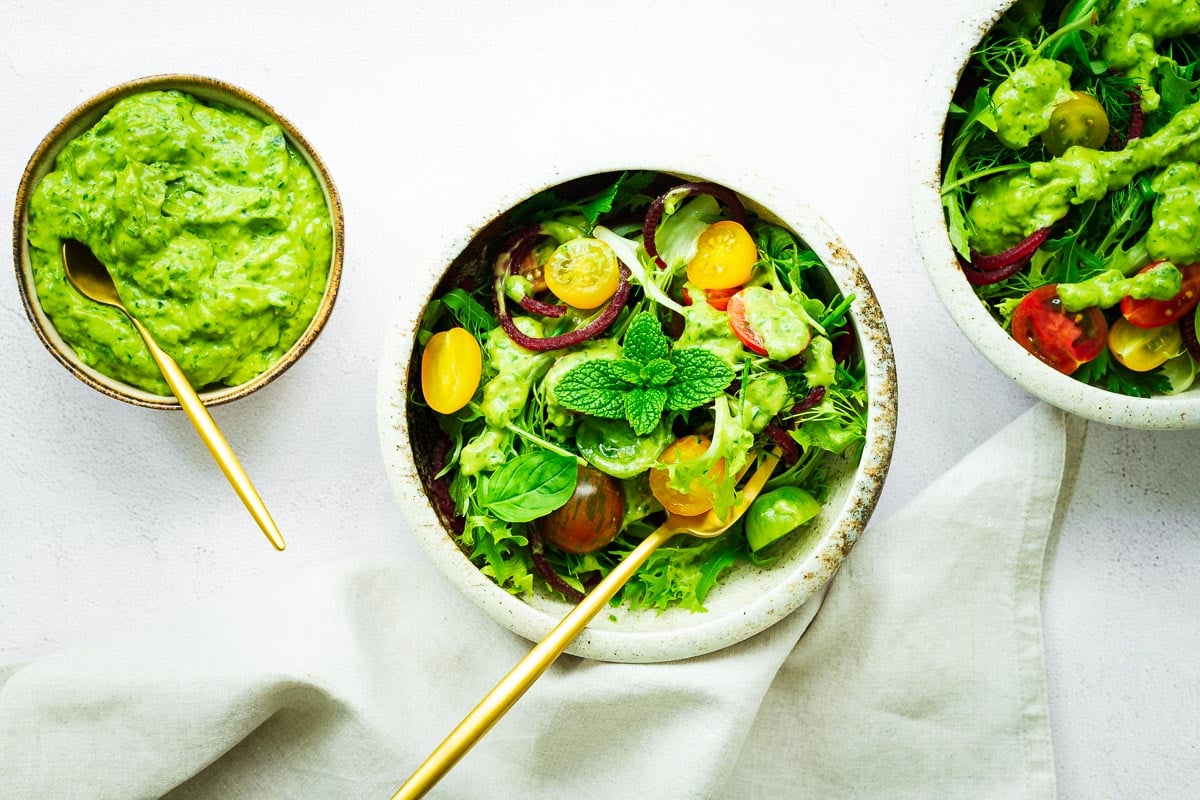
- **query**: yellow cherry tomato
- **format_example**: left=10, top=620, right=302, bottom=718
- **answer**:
left=1108, top=317, right=1182, bottom=372
left=421, top=327, right=482, bottom=414
left=687, top=220, right=757, bottom=290
left=544, top=238, right=621, bottom=310
left=649, top=435, right=726, bottom=517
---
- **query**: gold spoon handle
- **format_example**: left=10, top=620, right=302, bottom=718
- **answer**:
left=391, top=525, right=677, bottom=800
left=128, top=316, right=286, bottom=552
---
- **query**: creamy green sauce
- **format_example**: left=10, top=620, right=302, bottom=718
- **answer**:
left=479, top=319, right=555, bottom=429
left=1148, top=162, right=1200, bottom=261
left=1102, top=0, right=1200, bottom=111
left=992, top=59, right=1075, bottom=149
left=739, top=373, right=789, bottom=433
left=678, top=299, right=745, bottom=365
left=968, top=99, right=1200, bottom=254
left=739, top=286, right=813, bottom=361
left=27, top=90, right=332, bottom=394
left=1057, top=263, right=1181, bottom=312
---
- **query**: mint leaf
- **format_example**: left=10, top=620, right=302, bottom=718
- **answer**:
left=555, top=361, right=628, bottom=418
left=608, top=359, right=644, bottom=386
left=479, top=451, right=578, bottom=523
left=623, top=312, right=669, bottom=364
left=641, top=357, right=675, bottom=386
left=624, top=388, right=667, bottom=436
left=665, top=348, right=734, bottom=410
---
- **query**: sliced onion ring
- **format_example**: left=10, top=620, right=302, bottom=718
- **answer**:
left=643, top=182, right=750, bottom=270
left=1182, top=312, right=1200, bottom=362
left=529, top=527, right=585, bottom=603
left=494, top=250, right=631, bottom=351
left=495, top=227, right=568, bottom=318
left=969, top=227, right=1051, bottom=272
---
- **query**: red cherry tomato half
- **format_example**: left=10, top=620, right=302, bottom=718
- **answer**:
left=1121, top=262, right=1200, bottom=329
left=1011, top=284, right=1108, bottom=375
left=681, top=285, right=739, bottom=311
left=725, top=290, right=768, bottom=356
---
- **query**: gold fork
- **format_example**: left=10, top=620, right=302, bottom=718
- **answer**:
left=391, top=450, right=781, bottom=800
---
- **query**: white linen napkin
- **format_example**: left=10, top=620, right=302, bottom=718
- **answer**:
left=0, top=403, right=1082, bottom=800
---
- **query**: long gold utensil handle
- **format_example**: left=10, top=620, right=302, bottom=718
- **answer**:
left=391, top=525, right=677, bottom=800
left=130, top=317, right=286, bottom=552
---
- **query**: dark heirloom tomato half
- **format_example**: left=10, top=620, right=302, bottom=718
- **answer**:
left=1011, top=284, right=1107, bottom=375
left=533, top=464, right=625, bottom=554
left=1121, top=262, right=1200, bottom=329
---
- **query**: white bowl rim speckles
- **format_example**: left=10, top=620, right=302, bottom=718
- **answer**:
left=377, top=157, right=897, bottom=663
left=911, top=0, right=1200, bottom=429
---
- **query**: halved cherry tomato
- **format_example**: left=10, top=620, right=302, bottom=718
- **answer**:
left=649, top=435, right=726, bottom=517
left=725, top=290, right=768, bottom=356
left=421, top=327, right=482, bottom=413
left=1011, top=284, right=1107, bottom=375
left=1108, top=317, right=1182, bottom=372
left=1121, top=262, right=1200, bottom=329
left=687, top=221, right=757, bottom=290
left=681, top=285, right=740, bottom=311
left=544, top=238, right=621, bottom=309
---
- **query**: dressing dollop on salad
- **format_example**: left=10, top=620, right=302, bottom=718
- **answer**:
left=414, top=172, right=867, bottom=611
left=942, top=0, right=1200, bottom=396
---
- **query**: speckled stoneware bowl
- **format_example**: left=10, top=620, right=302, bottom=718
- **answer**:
left=12, top=74, right=344, bottom=409
left=913, top=1, right=1200, bottom=428
left=377, top=160, right=897, bottom=663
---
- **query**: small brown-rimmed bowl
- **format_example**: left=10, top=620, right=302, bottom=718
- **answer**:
left=377, top=158, right=897, bottom=663
left=12, top=74, right=344, bottom=408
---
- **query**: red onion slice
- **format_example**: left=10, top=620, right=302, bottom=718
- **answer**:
left=494, top=257, right=631, bottom=351
left=1127, top=89, right=1144, bottom=142
left=495, top=227, right=569, bottom=318
left=763, top=422, right=800, bottom=466
left=790, top=386, right=826, bottom=417
left=969, top=227, right=1051, bottom=271
left=643, top=182, right=750, bottom=270
left=1182, top=312, right=1200, bottom=362
left=529, top=528, right=585, bottom=603
left=961, top=256, right=1030, bottom=286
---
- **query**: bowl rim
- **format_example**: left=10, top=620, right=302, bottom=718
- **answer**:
left=11, top=73, right=345, bottom=409
left=911, top=0, right=1200, bottom=429
left=377, top=159, right=898, bottom=663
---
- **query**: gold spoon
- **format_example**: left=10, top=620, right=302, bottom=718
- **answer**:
left=391, top=450, right=781, bottom=799
left=61, top=239, right=286, bottom=551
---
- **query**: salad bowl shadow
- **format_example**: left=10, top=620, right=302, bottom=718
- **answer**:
left=378, top=162, right=897, bottom=663
left=912, top=0, right=1200, bottom=429
left=12, top=74, right=345, bottom=409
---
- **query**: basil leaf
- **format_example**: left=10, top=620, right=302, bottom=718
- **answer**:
left=479, top=451, right=578, bottom=523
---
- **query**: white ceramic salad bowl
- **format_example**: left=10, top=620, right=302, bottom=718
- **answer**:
left=378, top=159, right=896, bottom=663
left=912, top=0, right=1200, bottom=429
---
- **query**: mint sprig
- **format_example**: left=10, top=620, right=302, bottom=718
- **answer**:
left=555, top=313, right=734, bottom=435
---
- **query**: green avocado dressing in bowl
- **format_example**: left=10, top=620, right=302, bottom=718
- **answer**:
left=13, top=75, right=344, bottom=407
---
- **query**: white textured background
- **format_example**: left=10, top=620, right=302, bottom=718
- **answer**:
left=1, top=1, right=1197, bottom=797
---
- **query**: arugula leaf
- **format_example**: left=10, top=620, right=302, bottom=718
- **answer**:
left=478, top=450, right=578, bottom=523
left=625, top=388, right=668, bottom=436
left=441, top=288, right=498, bottom=338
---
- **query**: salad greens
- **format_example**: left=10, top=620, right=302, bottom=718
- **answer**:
left=416, top=171, right=867, bottom=611
left=942, top=0, right=1200, bottom=396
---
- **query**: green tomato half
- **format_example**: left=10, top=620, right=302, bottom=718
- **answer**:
left=745, top=486, right=821, bottom=552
